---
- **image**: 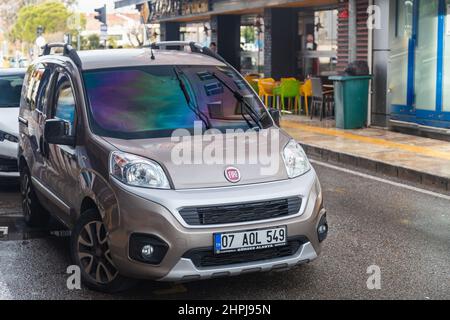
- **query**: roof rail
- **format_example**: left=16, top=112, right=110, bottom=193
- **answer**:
left=41, top=43, right=82, bottom=69
left=148, top=41, right=227, bottom=64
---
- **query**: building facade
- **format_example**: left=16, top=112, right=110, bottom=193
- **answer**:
left=114, top=0, right=450, bottom=136
left=83, top=12, right=144, bottom=47
left=115, top=0, right=370, bottom=79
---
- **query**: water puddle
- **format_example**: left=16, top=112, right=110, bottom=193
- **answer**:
left=0, top=215, right=69, bottom=241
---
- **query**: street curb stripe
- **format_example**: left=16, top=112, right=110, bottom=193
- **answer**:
left=282, top=121, right=450, bottom=161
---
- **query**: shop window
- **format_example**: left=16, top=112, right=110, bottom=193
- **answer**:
left=299, top=9, right=338, bottom=78
left=240, top=15, right=264, bottom=76
left=180, top=22, right=211, bottom=47
left=389, top=0, right=413, bottom=106
left=414, top=0, right=439, bottom=111
left=443, top=0, right=450, bottom=112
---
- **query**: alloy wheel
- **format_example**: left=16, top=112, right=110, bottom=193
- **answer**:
left=77, top=221, right=118, bottom=284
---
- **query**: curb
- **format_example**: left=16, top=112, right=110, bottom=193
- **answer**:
left=300, top=143, right=450, bottom=192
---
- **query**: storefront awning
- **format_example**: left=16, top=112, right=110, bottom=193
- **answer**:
left=114, top=0, right=148, bottom=9
left=115, top=0, right=339, bottom=22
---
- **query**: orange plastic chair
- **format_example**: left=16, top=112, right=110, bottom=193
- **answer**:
left=244, top=74, right=260, bottom=94
left=258, top=78, right=276, bottom=107
left=300, top=79, right=312, bottom=116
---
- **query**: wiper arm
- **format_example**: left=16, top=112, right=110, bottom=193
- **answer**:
left=211, top=72, right=263, bottom=130
left=173, top=67, right=210, bottom=129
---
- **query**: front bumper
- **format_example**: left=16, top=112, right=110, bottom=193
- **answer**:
left=0, top=150, right=19, bottom=177
left=160, top=241, right=318, bottom=281
left=0, top=140, right=18, bottom=161
left=107, top=169, right=325, bottom=281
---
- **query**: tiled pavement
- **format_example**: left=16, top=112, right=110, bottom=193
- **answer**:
left=281, top=115, right=450, bottom=192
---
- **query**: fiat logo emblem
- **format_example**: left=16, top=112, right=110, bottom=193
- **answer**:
left=224, top=167, right=241, bottom=183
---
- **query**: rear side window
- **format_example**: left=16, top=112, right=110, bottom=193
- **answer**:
left=0, top=74, right=24, bottom=108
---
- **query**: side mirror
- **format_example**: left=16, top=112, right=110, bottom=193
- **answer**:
left=44, top=119, right=75, bottom=146
left=269, top=108, right=281, bottom=127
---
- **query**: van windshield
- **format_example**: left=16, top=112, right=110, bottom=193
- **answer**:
left=83, top=65, right=273, bottom=139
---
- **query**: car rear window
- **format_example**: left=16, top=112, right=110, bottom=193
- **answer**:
left=0, top=74, right=24, bottom=108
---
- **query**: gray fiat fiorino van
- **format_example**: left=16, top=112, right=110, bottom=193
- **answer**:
left=18, top=42, right=327, bottom=292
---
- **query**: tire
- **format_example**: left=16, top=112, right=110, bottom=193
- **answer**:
left=20, top=165, right=49, bottom=227
left=70, top=209, right=136, bottom=293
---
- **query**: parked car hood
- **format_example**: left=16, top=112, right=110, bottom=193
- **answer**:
left=102, top=129, right=291, bottom=190
left=0, top=107, right=19, bottom=136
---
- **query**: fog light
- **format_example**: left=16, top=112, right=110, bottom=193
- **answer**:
left=129, top=233, right=169, bottom=264
left=317, top=213, right=328, bottom=242
left=318, top=225, right=327, bottom=234
left=141, top=245, right=154, bottom=259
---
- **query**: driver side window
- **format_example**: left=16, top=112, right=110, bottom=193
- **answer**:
left=54, top=78, right=76, bottom=136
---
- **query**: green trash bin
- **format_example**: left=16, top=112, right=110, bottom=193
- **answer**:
left=329, top=75, right=372, bottom=129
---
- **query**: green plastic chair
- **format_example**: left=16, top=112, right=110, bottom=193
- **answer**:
left=273, top=85, right=282, bottom=109
left=279, top=79, right=301, bottom=113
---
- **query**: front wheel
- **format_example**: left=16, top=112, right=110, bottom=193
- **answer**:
left=70, top=209, right=135, bottom=293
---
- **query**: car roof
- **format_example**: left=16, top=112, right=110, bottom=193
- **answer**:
left=0, top=68, right=26, bottom=76
left=76, top=48, right=226, bottom=71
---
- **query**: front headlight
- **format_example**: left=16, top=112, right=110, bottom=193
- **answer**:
left=0, top=130, right=19, bottom=143
left=109, top=152, right=170, bottom=189
left=282, top=140, right=311, bottom=178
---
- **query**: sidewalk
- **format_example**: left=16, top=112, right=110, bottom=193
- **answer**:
left=281, top=115, right=450, bottom=192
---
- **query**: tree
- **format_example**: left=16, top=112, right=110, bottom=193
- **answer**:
left=72, top=35, right=89, bottom=50
left=107, top=36, right=117, bottom=49
left=87, top=34, right=100, bottom=50
left=0, top=1, right=77, bottom=34
left=241, top=26, right=256, bottom=44
left=11, top=1, right=72, bottom=43
left=0, top=0, right=32, bottom=35
left=126, top=26, right=143, bottom=47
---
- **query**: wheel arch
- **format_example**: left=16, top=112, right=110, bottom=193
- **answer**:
left=80, top=197, right=100, bottom=217
left=18, top=155, right=27, bottom=171
left=77, top=169, right=120, bottom=231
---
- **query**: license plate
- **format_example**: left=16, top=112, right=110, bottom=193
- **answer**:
left=214, top=226, right=287, bottom=254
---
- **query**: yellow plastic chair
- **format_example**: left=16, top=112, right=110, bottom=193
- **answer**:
left=300, top=79, right=312, bottom=116
left=244, top=74, right=260, bottom=95
left=258, top=78, right=276, bottom=107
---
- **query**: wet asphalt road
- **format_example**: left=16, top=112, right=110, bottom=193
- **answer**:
left=0, top=163, right=449, bottom=300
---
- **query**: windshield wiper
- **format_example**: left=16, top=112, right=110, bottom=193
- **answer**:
left=211, top=72, right=263, bottom=130
left=173, top=67, right=210, bottom=129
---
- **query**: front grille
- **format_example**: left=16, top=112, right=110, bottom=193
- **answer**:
left=0, top=156, right=18, bottom=172
left=179, top=197, right=302, bottom=226
left=183, top=237, right=308, bottom=268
